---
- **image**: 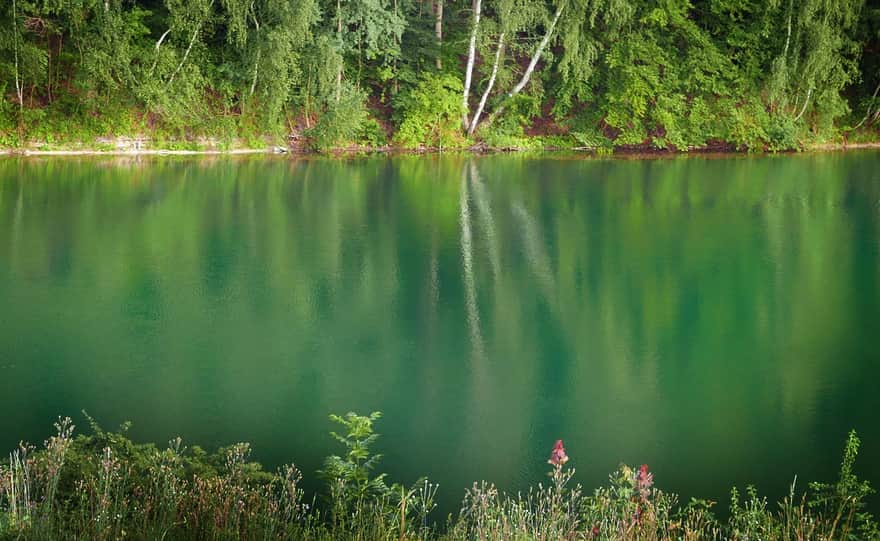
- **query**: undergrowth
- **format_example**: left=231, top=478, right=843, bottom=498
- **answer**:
left=0, top=413, right=876, bottom=540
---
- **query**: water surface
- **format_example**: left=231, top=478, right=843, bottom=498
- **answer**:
left=1, top=153, right=878, bottom=513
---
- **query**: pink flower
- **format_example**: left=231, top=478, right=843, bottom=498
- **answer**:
left=638, top=464, right=653, bottom=487
left=637, top=464, right=653, bottom=499
left=548, top=439, right=569, bottom=466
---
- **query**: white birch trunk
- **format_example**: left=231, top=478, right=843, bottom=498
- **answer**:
left=12, top=0, right=23, bottom=113
left=335, top=0, right=342, bottom=102
left=155, top=29, right=172, bottom=51
left=435, top=0, right=443, bottom=70
left=249, top=12, right=261, bottom=96
left=507, top=2, right=563, bottom=99
left=250, top=49, right=261, bottom=96
left=167, top=0, right=215, bottom=87
left=148, top=29, right=172, bottom=76
left=461, top=0, right=482, bottom=130
left=468, top=32, right=504, bottom=135
left=853, top=80, right=880, bottom=130
left=794, top=87, right=812, bottom=121
left=478, top=2, right=564, bottom=131
left=783, top=0, right=792, bottom=59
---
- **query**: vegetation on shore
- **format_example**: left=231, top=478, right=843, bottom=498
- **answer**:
left=1, top=1, right=879, bottom=153
left=1, top=412, right=877, bottom=540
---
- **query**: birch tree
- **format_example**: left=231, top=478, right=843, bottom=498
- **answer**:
left=434, top=0, right=443, bottom=70
left=462, top=0, right=567, bottom=134
left=461, top=0, right=482, bottom=130
left=768, top=0, right=864, bottom=128
left=166, top=0, right=215, bottom=87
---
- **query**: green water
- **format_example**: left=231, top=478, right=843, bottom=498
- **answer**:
left=1, top=153, right=879, bottom=514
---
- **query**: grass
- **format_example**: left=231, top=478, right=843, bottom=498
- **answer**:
left=0, top=412, right=877, bottom=540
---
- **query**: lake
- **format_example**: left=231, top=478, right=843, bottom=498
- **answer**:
left=0, top=152, right=878, bottom=515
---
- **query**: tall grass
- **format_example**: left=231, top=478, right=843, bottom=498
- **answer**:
left=0, top=413, right=877, bottom=540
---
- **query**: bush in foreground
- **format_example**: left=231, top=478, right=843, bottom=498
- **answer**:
left=0, top=412, right=877, bottom=540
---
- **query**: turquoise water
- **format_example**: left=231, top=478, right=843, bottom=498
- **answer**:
left=1, top=153, right=878, bottom=514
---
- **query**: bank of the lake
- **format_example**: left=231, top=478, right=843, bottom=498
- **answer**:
left=1, top=414, right=877, bottom=540
left=3, top=138, right=880, bottom=156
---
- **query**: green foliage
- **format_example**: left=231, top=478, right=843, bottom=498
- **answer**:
left=394, top=73, right=465, bottom=148
left=725, top=96, right=772, bottom=151
left=0, top=415, right=877, bottom=540
left=306, top=85, right=369, bottom=151
left=478, top=95, right=546, bottom=150
left=357, top=118, right=388, bottom=148
left=806, top=430, right=879, bottom=539
left=340, top=0, right=406, bottom=65
left=0, top=0, right=877, bottom=149
left=571, top=129, right=613, bottom=151
left=321, top=411, right=390, bottom=503
left=767, top=0, right=864, bottom=132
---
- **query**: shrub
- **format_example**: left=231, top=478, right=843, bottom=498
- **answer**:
left=766, top=113, right=802, bottom=151
left=394, top=74, right=465, bottom=149
left=724, top=97, right=772, bottom=151
left=357, top=118, right=388, bottom=148
left=306, top=85, right=369, bottom=152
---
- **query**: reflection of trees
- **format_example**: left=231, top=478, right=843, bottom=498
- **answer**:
left=459, top=162, right=484, bottom=363
left=0, top=153, right=878, bottom=502
left=468, top=162, right=500, bottom=279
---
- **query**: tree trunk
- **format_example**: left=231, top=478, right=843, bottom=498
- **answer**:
left=393, top=0, right=399, bottom=93
left=249, top=12, right=261, bottom=96
left=853, top=79, right=880, bottom=130
left=167, top=0, right=215, bottom=87
left=155, top=29, right=172, bottom=51
left=794, top=87, right=812, bottom=121
left=335, top=0, right=343, bottom=102
left=148, top=29, right=172, bottom=76
left=46, top=33, right=52, bottom=103
left=435, top=0, right=443, bottom=70
left=250, top=50, right=261, bottom=96
left=783, top=0, right=793, bottom=59
left=468, top=32, right=504, bottom=135
left=480, top=2, right=564, bottom=131
left=461, top=0, right=482, bottom=130
left=167, top=28, right=200, bottom=86
left=12, top=0, right=23, bottom=117
left=507, top=3, right=563, bottom=99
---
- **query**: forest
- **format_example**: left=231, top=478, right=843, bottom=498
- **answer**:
left=1, top=0, right=879, bottom=151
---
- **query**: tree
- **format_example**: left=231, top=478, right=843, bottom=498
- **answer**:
left=767, top=0, right=865, bottom=131
left=220, top=0, right=318, bottom=129
left=434, top=0, right=443, bottom=70
left=330, top=0, right=405, bottom=93
left=462, top=0, right=566, bottom=134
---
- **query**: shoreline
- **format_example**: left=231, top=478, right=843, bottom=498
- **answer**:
left=0, top=416, right=875, bottom=539
left=1, top=141, right=879, bottom=157
left=0, top=147, right=274, bottom=156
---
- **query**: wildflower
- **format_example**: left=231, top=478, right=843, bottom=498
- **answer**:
left=548, top=440, right=569, bottom=466
left=637, top=464, right=653, bottom=499
left=592, top=524, right=601, bottom=538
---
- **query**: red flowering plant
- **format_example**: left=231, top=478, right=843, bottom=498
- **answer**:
left=636, top=464, right=654, bottom=501
left=538, top=439, right=582, bottom=538
left=581, top=462, right=678, bottom=539
left=548, top=440, right=569, bottom=467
